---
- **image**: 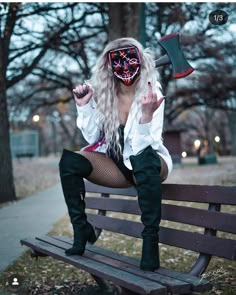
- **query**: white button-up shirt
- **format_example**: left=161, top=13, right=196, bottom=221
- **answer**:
left=76, top=84, right=173, bottom=177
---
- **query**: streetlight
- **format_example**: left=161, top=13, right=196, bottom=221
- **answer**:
left=215, top=136, right=220, bottom=143
left=32, top=115, right=40, bottom=123
left=32, top=114, right=40, bottom=156
left=182, top=151, right=187, bottom=158
left=48, top=111, right=60, bottom=155
left=194, top=139, right=201, bottom=150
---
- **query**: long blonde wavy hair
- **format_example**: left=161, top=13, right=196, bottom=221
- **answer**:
left=86, top=37, right=161, bottom=157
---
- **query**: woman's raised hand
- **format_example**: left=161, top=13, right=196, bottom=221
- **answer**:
left=73, top=84, right=93, bottom=106
left=140, top=82, right=165, bottom=124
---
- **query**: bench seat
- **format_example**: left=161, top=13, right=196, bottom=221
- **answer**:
left=20, top=181, right=236, bottom=294
left=21, top=235, right=211, bottom=295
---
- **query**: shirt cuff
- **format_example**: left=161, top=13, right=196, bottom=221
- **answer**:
left=136, top=122, right=151, bottom=134
left=76, top=101, right=93, bottom=115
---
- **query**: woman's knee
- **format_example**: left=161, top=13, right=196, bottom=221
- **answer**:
left=59, top=149, right=93, bottom=177
left=130, top=147, right=168, bottom=183
left=59, top=149, right=75, bottom=171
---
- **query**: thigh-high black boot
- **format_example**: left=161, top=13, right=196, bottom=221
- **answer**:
left=130, top=146, right=162, bottom=271
left=59, top=149, right=96, bottom=255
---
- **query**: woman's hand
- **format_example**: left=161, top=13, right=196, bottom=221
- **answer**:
left=140, top=82, right=165, bottom=124
left=73, top=84, right=93, bottom=107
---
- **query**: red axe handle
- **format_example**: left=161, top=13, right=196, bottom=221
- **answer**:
left=155, top=33, right=194, bottom=79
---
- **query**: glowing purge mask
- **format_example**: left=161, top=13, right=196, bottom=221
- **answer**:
left=108, top=46, right=141, bottom=86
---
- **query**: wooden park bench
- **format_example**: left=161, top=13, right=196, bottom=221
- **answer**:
left=21, top=181, right=236, bottom=295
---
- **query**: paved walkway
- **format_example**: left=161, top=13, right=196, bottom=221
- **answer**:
left=0, top=184, right=66, bottom=272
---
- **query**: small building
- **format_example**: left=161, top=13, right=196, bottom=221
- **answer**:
left=163, top=126, right=186, bottom=165
left=10, top=130, right=39, bottom=158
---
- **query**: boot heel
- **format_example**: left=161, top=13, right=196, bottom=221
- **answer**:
left=88, top=229, right=97, bottom=244
left=87, top=223, right=97, bottom=244
left=140, top=237, right=160, bottom=271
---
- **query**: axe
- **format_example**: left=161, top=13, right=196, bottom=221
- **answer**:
left=155, top=33, right=194, bottom=79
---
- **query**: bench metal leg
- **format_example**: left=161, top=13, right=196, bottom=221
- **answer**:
left=95, top=193, right=110, bottom=239
left=111, top=285, right=139, bottom=295
left=91, top=275, right=139, bottom=295
left=189, top=203, right=220, bottom=276
left=91, top=274, right=114, bottom=293
left=30, top=249, right=48, bottom=260
left=117, top=287, right=139, bottom=295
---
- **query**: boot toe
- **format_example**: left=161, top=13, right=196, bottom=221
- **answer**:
left=140, top=260, right=160, bottom=271
left=65, top=246, right=85, bottom=256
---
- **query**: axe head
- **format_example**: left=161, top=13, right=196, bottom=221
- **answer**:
left=157, top=33, right=194, bottom=79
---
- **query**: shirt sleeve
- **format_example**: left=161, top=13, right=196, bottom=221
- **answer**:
left=76, top=97, right=101, bottom=144
left=131, top=82, right=164, bottom=154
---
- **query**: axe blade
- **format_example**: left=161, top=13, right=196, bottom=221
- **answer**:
left=157, top=33, right=194, bottom=79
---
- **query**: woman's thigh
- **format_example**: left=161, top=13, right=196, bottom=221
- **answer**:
left=159, top=156, right=168, bottom=182
left=77, top=151, right=133, bottom=188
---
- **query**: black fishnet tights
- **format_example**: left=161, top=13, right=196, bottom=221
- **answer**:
left=77, top=151, right=134, bottom=188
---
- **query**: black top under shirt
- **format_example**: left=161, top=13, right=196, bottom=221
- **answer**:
left=107, top=124, right=134, bottom=184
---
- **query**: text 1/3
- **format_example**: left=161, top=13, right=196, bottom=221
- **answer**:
left=209, top=10, right=228, bottom=25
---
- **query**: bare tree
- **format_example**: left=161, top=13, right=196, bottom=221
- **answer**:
left=0, top=2, right=107, bottom=203
left=0, top=3, right=20, bottom=202
left=145, top=2, right=236, bottom=123
left=108, top=3, right=143, bottom=41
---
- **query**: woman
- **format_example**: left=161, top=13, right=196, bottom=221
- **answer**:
left=59, top=37, right=173, bottom=272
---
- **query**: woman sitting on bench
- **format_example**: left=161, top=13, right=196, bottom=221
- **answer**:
left=59, top=37, right=173, bottom=272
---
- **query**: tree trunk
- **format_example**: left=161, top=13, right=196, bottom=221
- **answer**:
left=0, top=68, right=16, bottom=203
left=227, top=111, right=236, bottom=155
left=0, top=3, right=19, bottom=203
left=108, top=3, right=142, bottom=41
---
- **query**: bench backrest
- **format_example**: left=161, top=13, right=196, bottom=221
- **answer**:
left=85, top=182, right=236, bottom=267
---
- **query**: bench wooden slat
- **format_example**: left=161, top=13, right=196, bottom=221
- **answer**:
left=21, top=237, right=167, bottom=295
left=160, top=227, right=236, bottom=260
left=52, top=236, right=212, bottom=293
left=162, top=204, right=236, bottom=234
left=87, top=213, right=236, bottom=260
left=162, top=184, right=236, bottom=205
left=86, top=197, right=140, bottom=214
left=85, top=182, right=236, bottom=204
left=36, top=236, right=192, bottom=294
left=85, top=181, right=137, bottom=197
left=86, top=197, right=236, bottom=234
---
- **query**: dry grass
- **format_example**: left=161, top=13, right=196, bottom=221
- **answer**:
left=13, top=156, right=60, bottom=199
left=0, top=156, right=60, bottom=209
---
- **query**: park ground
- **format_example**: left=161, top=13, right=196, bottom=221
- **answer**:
left=0, top=155, right=235, bottom=294
left=12, top=155, right=236, bottom=199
